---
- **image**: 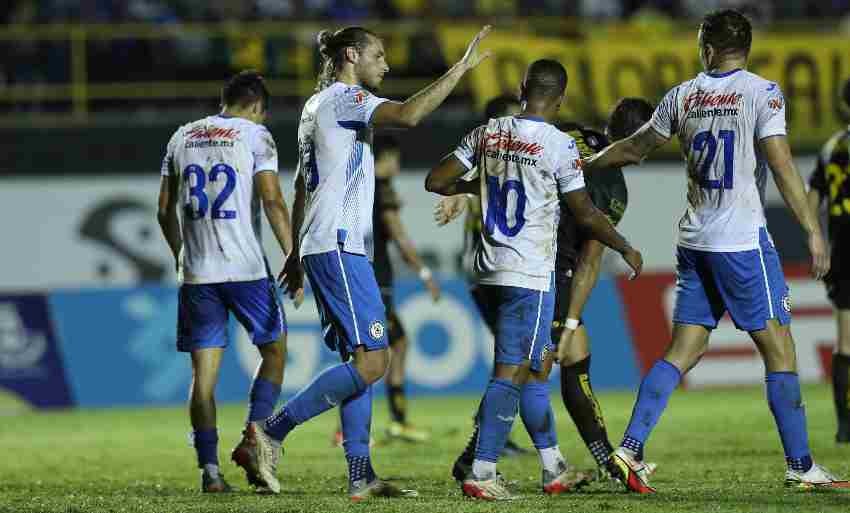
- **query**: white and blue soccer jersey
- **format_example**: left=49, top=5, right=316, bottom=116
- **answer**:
left=295, top=82, right=389, bottom=259
left=161, top=115, right=279, bottom=284
left=453, top=116, right=586, bottom=292
left=651, top=69, right=792, bottom=332
left=162, top=114, right=285, bottom=353
left=650, top=69, right=787, bottom=251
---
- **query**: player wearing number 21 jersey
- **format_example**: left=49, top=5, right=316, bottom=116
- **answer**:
left=157, top=71, right=294, bottom=493
left=426, top=59, right=642, bottom=501
left=585, top=9, right=848, bottom=493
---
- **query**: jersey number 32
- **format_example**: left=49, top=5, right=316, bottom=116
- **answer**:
left=183, top=164, right=238, bottom=220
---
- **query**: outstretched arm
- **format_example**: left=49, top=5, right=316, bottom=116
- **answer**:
left=425, top=154, right=481, bottom=196
left=371, top=26, right=491, bottom=128
left=761, top=135, right=830, bottom=279
left=562, top=188, right=642, bottom=279
left=382, top=208, right=441, bottom=301
left=584, top=123, right=668, bottom=172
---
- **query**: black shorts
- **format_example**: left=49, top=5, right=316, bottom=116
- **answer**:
left=380, top=288, right=407, bottom=344
left=551, top=273, right=584, bottom=345
left=825, top=245, right=850, bottom=309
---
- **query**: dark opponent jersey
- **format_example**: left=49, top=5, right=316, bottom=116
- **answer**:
left=809, top=126, right=850, bottom=271
left=555, top=123, right=628, bottom=277
left=373, top=177, right=402, bottom=288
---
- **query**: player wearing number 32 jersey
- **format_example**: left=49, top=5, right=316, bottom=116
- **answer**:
left=427, top=59, right=642, bottom=501
left=585, top=9, right=849, bottom=493
left=157, top=71, right=294, bottom=493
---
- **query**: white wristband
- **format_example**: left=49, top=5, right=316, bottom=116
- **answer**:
left=565, top=318, right=580, bottom=331
left=418, top=267, right=433, bottom=281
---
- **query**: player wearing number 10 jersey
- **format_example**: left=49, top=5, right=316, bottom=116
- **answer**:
left=585, top=9, right=849, bottom=492
left=426, top=59, right=643, bottom=500
left=157, top=71, right=294, bottom=493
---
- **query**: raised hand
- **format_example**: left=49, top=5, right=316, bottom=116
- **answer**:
left=458, top=25, right=493, bottom=71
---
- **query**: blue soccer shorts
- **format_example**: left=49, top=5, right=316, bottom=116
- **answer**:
left=673, top=228, right=791, bottom=332
left=302, top=247, right=389, bottom=359
left=177, top=277, right=286, bottom=352
left=473, top=274, right=555, bottom=372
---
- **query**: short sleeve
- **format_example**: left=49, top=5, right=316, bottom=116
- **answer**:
left=453, top=125, right=486, bottom=170
left=160, top=128, right=180, bottom=176
left=555, top=136, right=586, bottom=194
left=336, top=86, right=389, bottom=129
left=756, top=82, right=787, bottom=140
left=252, top=125, right=279, bottom=174
left=649, top=86, right=679, bottom=139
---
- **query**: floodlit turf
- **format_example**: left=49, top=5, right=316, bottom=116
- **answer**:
left=2, top=384, right=850, bottom=512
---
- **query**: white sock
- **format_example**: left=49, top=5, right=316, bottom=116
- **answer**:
left=472, top=459, right=497, bottom=480
left=539, top=446, right=564, bottom=474
left=620, top=446, right=638, bottom=460
left=203, top=463, right=220, bottom=478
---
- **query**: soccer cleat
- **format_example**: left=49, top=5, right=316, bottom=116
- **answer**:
left=230, top=421, right=282, bottom=494
left=542, top=461, right=593, bottom=495
left=201, top=471, right=233, bottom=493
left=349, top=478, right=419, bottom=501
left=785, top=463, right=850, bottom=490
left=606, top=447, right=656, bottom=494
left=386, top=421, right=430, bottom=443
left=593, top=460, right=657, bottom=488
left=462, top=476, right=516, bottom=501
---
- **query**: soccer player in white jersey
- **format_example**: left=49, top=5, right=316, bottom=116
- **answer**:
left=157, top=71, right=294, bottom=493
left=426, top=59, right=643, bottom=500
left=231, top=25, right=493, bottom=500
left=584, top=9, right=849, bottom=492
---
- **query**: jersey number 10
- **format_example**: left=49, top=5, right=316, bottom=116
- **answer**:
left=692, top=130, right=735, bottom=190
left=485, top=176, right=527, bottom=237
left=183, top=164, right=238, bottom=220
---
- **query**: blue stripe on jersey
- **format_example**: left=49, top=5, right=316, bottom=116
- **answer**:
left=340, top=141, right=366, bottom=240
left=338, top=120, right=367, bottom=130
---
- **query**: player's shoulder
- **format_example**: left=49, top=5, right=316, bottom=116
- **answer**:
left=821, top=127, right=850, bottom=160
left=738, top=70, right=779, bottom=91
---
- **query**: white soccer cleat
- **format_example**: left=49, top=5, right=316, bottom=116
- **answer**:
left=785, top=463, right=850, bottom=490
left=462, top=476, right=516, bottom=501
left=349, top=478, right=419, bottom=501
left=606, top=447, right=656, bottom=494
left=542, top=461, right=593, bottom=494
left=230, top=421, right=282, bottom=494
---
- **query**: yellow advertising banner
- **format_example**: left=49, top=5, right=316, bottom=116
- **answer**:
left=438, top=26, right=850, bottom=152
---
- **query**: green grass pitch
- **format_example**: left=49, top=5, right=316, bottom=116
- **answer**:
left=2, top=384, right=849, bottom=512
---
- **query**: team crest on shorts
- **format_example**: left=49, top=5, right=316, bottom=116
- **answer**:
left=781, top=294, right=792, bottom=313
left=369, top=320, right=385, bottom=340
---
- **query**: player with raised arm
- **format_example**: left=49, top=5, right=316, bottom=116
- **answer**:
left=807, top=78, right=850, bottom=444
left=426, top=59, right=643, bottom=500
left=231, top=25, right=492, bottom=500
left=157, top=71, right=292, bottom=493
left=584, top=9, right=849, bottom=492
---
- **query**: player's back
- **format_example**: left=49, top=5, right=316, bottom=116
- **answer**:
left=163, top=114, right=278, bottom=284
left=295, top=82, right=387, bottom=260
left=457, top=116, right=584, bottom=292
left=652, top=69, right=787, bottom=251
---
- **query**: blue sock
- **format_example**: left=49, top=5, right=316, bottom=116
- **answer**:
left=622, top=359, right=681, bottom=459
left=247, top=376, right=281, bottom=422
left=475, top=378, right=521, bottom=463
left=265, top=362, right=367, bottom=442
left=341, top=385, right=376, bottom=484
left=520, top=381, right=558, bottom=449
left=766, top=372, right=813, bottom=472
left=193, top=428, right=218, bottom=468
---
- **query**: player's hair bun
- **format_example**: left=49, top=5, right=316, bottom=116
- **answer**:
left=317, top=30, right=335, bottom=57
